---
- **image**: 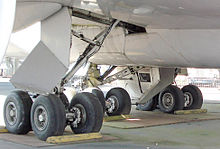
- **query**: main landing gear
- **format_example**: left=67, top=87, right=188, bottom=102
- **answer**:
left=136, top=84, right=203, bottom=114
left=3, top=18, right=121, bottom=141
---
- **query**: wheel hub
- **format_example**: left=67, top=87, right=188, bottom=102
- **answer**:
left=38, top=114, right=44, bottom=122
left=34, top=106, right=48, bottom=131
left=106, top=96, right=119, bottom=113
left=184, top=92, right=193, bottom=107
left=9, top=110, right=15, bottom=117
left=6, top=102, right=17, bottom=125
left=70, top=104, right=86, bottom=128
left=162, top=93, right=174, bottom=109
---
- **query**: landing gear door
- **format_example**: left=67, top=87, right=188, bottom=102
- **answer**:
left=10, top=41, right=68, bottom=94
left=10, top=7, right=71, bottom=94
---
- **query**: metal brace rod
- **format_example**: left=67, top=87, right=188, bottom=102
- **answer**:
left=101, top=66, right=144, bottom=85
left=61, top=19, right=120, bottom=86
left=98, top=65, right=117, bottom=81
left=71, top=30, right=101, bottom=46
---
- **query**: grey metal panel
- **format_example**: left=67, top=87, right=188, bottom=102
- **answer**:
left=41, top=7, right=71, bottom=67
left=125, top=32, right=190, bottom=67
left=13, top=2, right=61, bottom=32
left=10, top=41, right=68, bottom=94
left=97, top=0, right=220, bottom=29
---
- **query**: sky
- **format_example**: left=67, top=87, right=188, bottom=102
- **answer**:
left=10, top=22, right=40, bottom=53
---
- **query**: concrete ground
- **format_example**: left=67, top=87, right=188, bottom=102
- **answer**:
left=0, top=79, right=220, bottom=149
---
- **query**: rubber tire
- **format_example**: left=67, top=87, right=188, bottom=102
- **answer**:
left=31, top=94, right=66, bottom=141
left=69, top=92, right=103, bottom=134
left=182, top=85, right=203, bottom=110
left=136, top=94, right=158, bottom=111
left=158, top=85, right=184, bottom=113
left=58, top=93, right=69, bottom=109
left=91, top=89, right=105, bottom=112
left=106, top=88, right=131, bottom=116
left=4, top=90, right=33, bottom=134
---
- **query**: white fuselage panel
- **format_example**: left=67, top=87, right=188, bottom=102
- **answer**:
left=13, top=2, right=62, bottom=32
left=97, top=0, right=220, bottom=29
left=71, top=25, right=220, bottom=68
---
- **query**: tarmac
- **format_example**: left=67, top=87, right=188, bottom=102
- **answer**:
left=0, top=78, right=220, bottom=149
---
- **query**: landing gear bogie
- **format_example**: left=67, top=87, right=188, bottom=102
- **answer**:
left=4, top=89, right=105, bottom=141
left=3, top=19, right=121, bottom=141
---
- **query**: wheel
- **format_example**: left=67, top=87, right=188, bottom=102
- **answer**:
left=83, top=88, right=105, bottom=112
left=31, top=94, right=66, bottom=141
left=91, top=89, right=105, bottom=112
left=106, top=87, right=131, bottom=116
left=181, top=85, right=203, bottom=110
left=69, top=92, right=103, bottom=134
left=58, top=93, right=69, bottom=109
left=136, top=94, right=158, bottom=111
left=158, top=85, right=184, bottom=113
left=4, top=90, right=33, bottom=134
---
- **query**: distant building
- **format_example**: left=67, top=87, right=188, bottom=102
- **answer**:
left=188, top=68, right=219, bottom=78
